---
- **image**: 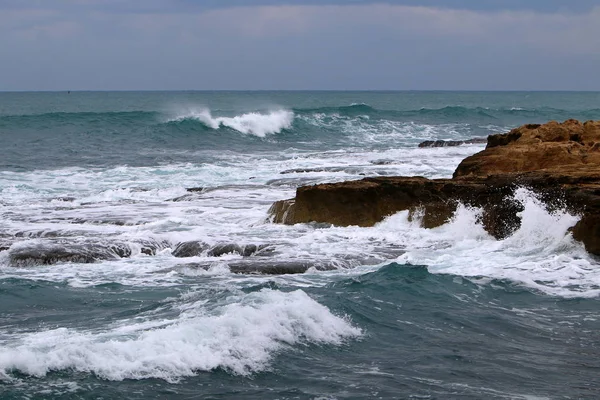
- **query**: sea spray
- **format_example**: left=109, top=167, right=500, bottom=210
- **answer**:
left=392, top=188, right=599, bottom=297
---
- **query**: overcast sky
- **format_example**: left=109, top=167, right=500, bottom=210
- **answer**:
left=2, top=0, right=600, bottom=91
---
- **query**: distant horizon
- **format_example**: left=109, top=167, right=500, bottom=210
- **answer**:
left=3, top=89, right=600, bottom=93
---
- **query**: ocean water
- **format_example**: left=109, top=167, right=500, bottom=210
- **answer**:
left=1, top=91, right=599, bottom=399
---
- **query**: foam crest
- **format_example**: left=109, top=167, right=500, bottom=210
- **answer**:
left=171, top=108, right=294, bottom=137
left=385, top=189, right=599, bottom=297
left=0, top=289, right=361, bottom=381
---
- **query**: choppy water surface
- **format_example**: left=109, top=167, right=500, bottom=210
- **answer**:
left=1, top=91, right=600, bottom=399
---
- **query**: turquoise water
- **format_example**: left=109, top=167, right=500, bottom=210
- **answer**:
left=1, top=92, right=599, bottom=399
left=3, top=91, right=600, bottom=171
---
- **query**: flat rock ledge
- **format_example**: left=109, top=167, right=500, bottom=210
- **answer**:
left=268, top=120, right=600, bottom=256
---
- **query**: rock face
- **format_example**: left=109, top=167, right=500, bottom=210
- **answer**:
left=269, top=120, right=600, bottom=255
left=270, top=175, right=522, bottom=239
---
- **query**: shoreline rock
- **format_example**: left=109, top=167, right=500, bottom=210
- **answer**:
left=269, top=120, right=600, bottom=255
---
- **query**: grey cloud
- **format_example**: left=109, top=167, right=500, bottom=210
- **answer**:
left=1, top=0, right=598, bottom=14
left=1, top=4, right=599, bottom=90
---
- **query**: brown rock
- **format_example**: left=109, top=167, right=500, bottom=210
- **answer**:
left=454, top=120, right=600, bottom=179
left=268, top=199, right=296, bottom=224
left=272, top=175, right=522, bottom=239
left=268, top=120, right=600, bottom=255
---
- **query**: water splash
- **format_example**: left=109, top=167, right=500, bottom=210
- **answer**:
left=385, top=189, right=599, bottom=297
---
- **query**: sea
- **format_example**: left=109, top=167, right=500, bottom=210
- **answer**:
left=1, top=91, right=599, bottom=399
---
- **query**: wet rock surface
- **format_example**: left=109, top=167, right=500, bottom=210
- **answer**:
left=172, top=241, right=274, bottom=258
left=6, top=239, right=170, bottom=267
left=270, top=120, right=600, bottom=255
left=418, top=138, right=487, bottom=148
left=9, top=242, right=131, bottom=267
left=176, top=260, right=335, bottom=275
left=172, top=241, right=210, bottom=257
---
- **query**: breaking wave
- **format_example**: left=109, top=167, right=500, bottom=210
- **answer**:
left=168, top=109, right=294, bottom=137
left=381, top=188, right=598, bottom=297
left=0, top=289, right=361, bottom=381
left=2, top=105, right=600, bottom=129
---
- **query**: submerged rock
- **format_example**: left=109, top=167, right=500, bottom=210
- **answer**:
left=207, top=243, right=244, bottom=257
left=280, top=166, right=362, bottom=175
left=172, top=241, right=209, bottom=257
left=172, top=241, right=273, bottom=258
left=137, top=239, right=171, bottom=256
left=7, top=238, right=170, bottom=267
left=9, top=242, right=132, bottom=267
left=269, top=120, right=600, bottom=255
left=176, top=260, right=336, bottom=275
left=418, top=138, right=487, bottom=148
left=51, top=196, right=77, bottom=202
left=369, top=159, right=396, bottom=165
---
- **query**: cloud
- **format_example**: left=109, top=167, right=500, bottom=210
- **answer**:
left=1, top=3, right=599, bottom=90
left=4, top=0, right=596, bottom=14
left=118, top=4, right=600, bottom=54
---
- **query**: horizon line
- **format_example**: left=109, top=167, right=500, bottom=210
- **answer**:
left=2, top=89, right=600, bottom=93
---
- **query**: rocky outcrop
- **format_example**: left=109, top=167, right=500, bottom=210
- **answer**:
left=269, top=120, right=600, bottom=255
left=270, top=175, right=522, bottom=239
left=454, top=120, right=600, bottom=178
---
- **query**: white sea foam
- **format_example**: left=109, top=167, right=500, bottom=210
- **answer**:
left=2, top=136, right=599, bottom=298
left=170, top=108, right=294, bottom=137
left=384, top=188, right=600, bottom=297
left=0, top=289, right=361, bottom=381
left=3, top=165, right=599, bottom=298
left=295, top=112, right=496, bottom=149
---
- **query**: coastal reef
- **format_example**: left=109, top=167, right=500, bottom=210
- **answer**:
left=269, top=120, right=600, bottom=255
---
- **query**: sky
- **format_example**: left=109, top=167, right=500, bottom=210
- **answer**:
left=1, top=0, right=600, bottom=91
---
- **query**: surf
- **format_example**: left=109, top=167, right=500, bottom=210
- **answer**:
left=167, top=108, right=294, bottom=137
left=0, top=288, right=361, bottom=382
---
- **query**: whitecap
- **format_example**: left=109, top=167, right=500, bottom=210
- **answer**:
left=169, top=108, right=294, bottom=137
left=385, top=188, right=600, bottom=297
left=0, top=289, right=361, bottom=382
